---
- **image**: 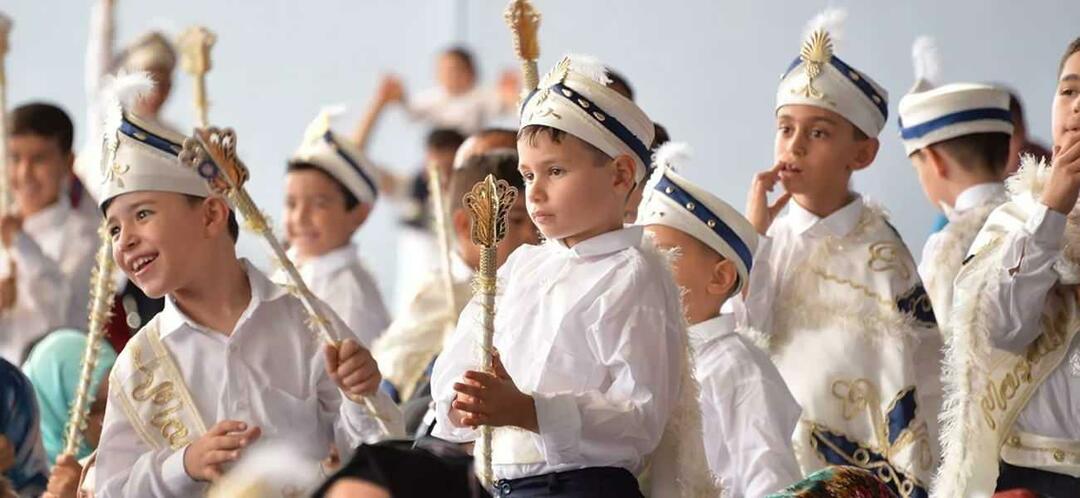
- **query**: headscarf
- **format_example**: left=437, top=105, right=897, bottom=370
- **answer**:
left=0, top=358, right=48, bottom=495
left=21, top=329, right=117, bottom=465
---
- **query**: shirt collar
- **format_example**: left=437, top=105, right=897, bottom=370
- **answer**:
left=551, top=225, right=644, bottom=258
left=952, top=183, right=1005, bottom=215
left=22, top=202, right=70, bottom=234
left=689, top=314, right=736, bottom=349
left=158, top=259, right=289, bottom=338
left=297, top=244, right=358, bottom=279
left=787, top=195, right=865, bottom=238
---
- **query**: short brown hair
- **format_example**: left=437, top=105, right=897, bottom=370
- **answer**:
left=11, top=102, right=74, bottom=151
left=449, top=150, right=524, bottom=211
left=517, top=125, right=612, bottom=164
left=921, top=132, right=1011, bottom=176
left=1060, top=36, right=1080, bottom=75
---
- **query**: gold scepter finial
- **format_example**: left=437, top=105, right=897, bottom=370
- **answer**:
left=178, top=26, right=216, bottom=128
left=463, top=174, right=517, bottom=488
left=62, top=222, right=116, bottom=456
left=503, top=0, right=541, bottom=94
left=178, top=127, right=395, bottom=437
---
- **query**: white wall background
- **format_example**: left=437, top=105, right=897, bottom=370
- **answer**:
left=5, top=0, right=1078, bottom=306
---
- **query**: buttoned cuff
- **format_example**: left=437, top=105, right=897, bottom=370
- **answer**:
left=532, top=391, right=582, bottom=466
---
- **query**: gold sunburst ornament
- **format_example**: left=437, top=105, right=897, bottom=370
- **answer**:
left=796, top=29, right=833, bottom=99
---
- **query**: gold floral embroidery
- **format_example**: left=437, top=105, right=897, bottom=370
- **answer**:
left=868, top=241, right=912, bottom=280
left=130, top=346, right=192, bottom=449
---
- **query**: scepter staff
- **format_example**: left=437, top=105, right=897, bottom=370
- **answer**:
left=178, top=26, right=215, bottom=128
left=503, top=0, right=541, bottom=93
left=178, top=127, right=394, bottom=437
left=463, top=174, right=516, bottom=487
left=0, top=13, right=16, bottom=313
left=426, top=161, right=458, bottom=325
left=61, top=226, right=116, bottom=456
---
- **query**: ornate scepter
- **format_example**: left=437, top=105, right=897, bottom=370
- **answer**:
left=425, top=161, right=458, bottom=323
left=178, top=127, right=393, bottom=437
left=463, top=174, right=517, bottom=487
left=61, top=225, right=116, bottom=456
left=503, top=0, right=541, bottom=93
left=178, top=26, right=215, bottom=128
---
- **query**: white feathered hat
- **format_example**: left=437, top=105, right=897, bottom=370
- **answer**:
left=290, top=106, right=380, bottom=205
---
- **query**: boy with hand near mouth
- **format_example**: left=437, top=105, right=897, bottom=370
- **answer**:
left=937, top=36, right=1080, bottom=498
left=739, top=9, right=943, bottom=497
left=93, top=79, right=402, bottom=498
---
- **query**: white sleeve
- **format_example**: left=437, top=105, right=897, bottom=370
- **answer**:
left=528, top=304, right=680, bottom=466
left=984, top=203, right=1065, bottom=353
left=314, top=305, right=405, bottom=449
left=918, top=231, right=945, bottom=286
left=94, top=379, right=206, bottom=498
left=709, top=367, right=801, bottom=497
left=430, top=296, right=484, bottom=443
left=734, top=235, right=778, bottom=335
left=85, top=0, right=115, bottom=99
left=9, top=230, right=93, bottom=331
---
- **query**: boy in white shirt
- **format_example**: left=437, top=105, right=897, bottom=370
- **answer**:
left=281, top=108, right=391, bottom=347
left=740, top=10, right=942, bottom=496
left=93, top=84, right=402, bottom=497
left=638, top=143, right=802, bottom=497
left=898, top=36, right=1012, bottom=332
left=0, top=103, right=98, bottom=363
left=936, top=36, right=1080, bottom=497
left=431, top=54, right=715, bottom=497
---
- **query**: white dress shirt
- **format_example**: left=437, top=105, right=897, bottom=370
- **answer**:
left=95, top=261, right=403, bottom=497
left=0, top=202, right=98, bottom=363
left=283, top=244, right=391, bottom=348
left=431, top=226, right=684, bottom=481
left=691, top=314, right=802, bottom=498
left=980, top=203, right=1080, bottom=440
left=917, top=182, right=1006, bottom=328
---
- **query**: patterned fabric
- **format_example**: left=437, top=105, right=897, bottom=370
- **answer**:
left=767, top=466, right=898, bottom=498
left=0, top=358, right=48, bottom=496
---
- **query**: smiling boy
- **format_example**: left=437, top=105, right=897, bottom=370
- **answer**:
left=738, top=10, right=942, bottom=496
left=92, top=85, right=402, bottom=497
left=280, top=108, right=390, bottom=348
left=0, top=103, right=98, bottom=364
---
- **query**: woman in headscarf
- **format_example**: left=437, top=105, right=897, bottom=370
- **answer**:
left=22, top=329, right=116, bottom=498
left=0, top=356, right=49, bottom=496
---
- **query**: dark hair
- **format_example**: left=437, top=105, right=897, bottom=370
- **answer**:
left=427, top=128, right=466, bottom=152
left=516, top=125, right=612, bottom=164
left=286, top=161, right=360, bottom=210
left=11, top=102, right=75, bottom=152
left=606, top=68, right=634, bottom=101
left=443, top=46, right=477, bottom=78
left=449, top=150, right=524, bottom=211
left=1060, top=36, right=1080, bottom=75
left=922, top=132, right=1012, bottom=176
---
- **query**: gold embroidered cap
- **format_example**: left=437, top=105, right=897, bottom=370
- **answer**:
left=776, top=8, right=889, bottom=137
left=97, top=73, right=210, bottom=210
left=519, top=54, right=655, bottom=182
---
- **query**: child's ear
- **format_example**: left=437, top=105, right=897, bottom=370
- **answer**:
left=612, top=155, right=637, bottom=193
left=923, top=146, right=950, bottom=180
left=202, top=197, right=232, bottom=239
left=850, top=137, right=880, bottom=172
left=706, top=258, right=739, bottom=298
left=451, top=208, right=471, bottom=242
left=347, top=202, right=372, bottom=229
